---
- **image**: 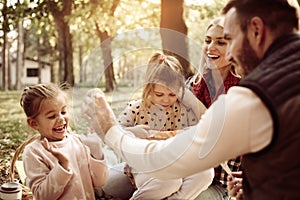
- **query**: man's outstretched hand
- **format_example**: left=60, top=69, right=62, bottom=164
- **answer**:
left=81, top=88, right=117, bottom=140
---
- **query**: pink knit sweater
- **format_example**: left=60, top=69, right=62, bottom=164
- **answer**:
left=23, top=134, right=108, bottom=200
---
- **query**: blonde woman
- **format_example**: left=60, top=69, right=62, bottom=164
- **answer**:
left=189, top=17, right=241, bottom=108
left=189, top=17, right=242, bottom=200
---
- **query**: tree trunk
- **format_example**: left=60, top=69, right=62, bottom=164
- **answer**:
left=48, top=0, right=74, bottom=86
left=50, top=59, right=55, bottom=83
left=49, top=38, right=55, bottom=83
left=7, top=41, right=12, bottom=90
left=16, top=20, right=24, bottom=90
left=160, top=0, right=194, bottom=79
left=2, top=36, right=8, bottom=91
left=92, top=0, right=120, bottom=92
left=97, top=30, right=116, bottom=92
left=37, top=37, right=41, bottom=84
left=63, top=26, right=74, bottom=86
left=79, top=44, right=84, bottom=83
left=1, top=0, right=8, bottom=91
left=55, top=21, right=74, bottom=86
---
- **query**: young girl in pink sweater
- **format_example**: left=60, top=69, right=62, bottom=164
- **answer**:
left=20, top=83, right=108, bottom=200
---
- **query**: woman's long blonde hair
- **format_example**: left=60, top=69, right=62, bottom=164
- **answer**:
left=191, top=17, right=240, bottom=86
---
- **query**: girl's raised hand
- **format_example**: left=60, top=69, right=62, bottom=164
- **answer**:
left=41, top=138, right=70, bottom=171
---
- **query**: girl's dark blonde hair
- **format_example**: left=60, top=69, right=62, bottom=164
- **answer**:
left=20, top=83, right=67, bottom=118
left=142, top=53, right=185, bottom=107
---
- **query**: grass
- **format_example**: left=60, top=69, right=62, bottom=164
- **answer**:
left=0, top=90, right=33, bottom=185
left=0, top=86, right=141, bottom=185
left=0, top=90, right=32, bottom=150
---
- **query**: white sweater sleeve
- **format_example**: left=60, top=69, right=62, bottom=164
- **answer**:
left=180, top=88, right=207, bottom=120
left=105, top=86, right=273, bottom=179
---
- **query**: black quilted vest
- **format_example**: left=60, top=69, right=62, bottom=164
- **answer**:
left=239, top=33, right=300, bottom=200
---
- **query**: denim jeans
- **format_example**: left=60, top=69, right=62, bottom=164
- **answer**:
left=195, top=183, right=230, bottom=200
left=100, top=162, right=135, bottom=199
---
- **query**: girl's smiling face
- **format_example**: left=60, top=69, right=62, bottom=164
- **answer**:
left=28, top=93, right=69, bottom=141
left=150, top=84, right=178, bottom=109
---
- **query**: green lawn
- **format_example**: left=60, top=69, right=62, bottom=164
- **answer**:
left=0, top=90, right=32, bottom=153
left=0, top=90, right=32, bottom=185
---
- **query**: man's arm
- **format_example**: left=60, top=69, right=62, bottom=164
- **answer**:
left=82, top=87, right=273, bottom=179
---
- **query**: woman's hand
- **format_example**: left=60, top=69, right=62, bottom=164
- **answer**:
left=227, top=171, right=244, bottom=200
left=41, top=138, right=70, bottom=171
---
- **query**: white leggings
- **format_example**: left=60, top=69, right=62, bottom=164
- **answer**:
left=131, top=168, right=214, bottom=200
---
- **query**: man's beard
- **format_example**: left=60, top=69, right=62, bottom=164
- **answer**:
left=238, top=36, right=261, bottom=76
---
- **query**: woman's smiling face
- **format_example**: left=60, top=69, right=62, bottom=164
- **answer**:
left=204, top=25, right=231, bottom=70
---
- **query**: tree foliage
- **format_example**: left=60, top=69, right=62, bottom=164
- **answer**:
left=1, top=0, right=228, bottom=90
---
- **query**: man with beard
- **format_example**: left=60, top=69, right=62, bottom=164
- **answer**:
left=82, top=0, right=300, bottom=199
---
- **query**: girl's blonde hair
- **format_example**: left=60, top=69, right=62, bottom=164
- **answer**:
left=142, top=53, right=185, bottom=108
left=20, top=83, right=67, bottom=118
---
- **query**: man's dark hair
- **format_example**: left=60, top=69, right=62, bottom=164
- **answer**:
left=222, top=0, right=299, bottom=36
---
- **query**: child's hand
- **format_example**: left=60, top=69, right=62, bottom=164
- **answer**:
left=147, top=130, right=179, bottom=140
left=227, top=171, right=244, bottom=200
left=80, top=132, right=104, bottom=160
left=124, top=125, right=151, bottom=139
left=41, top=138, right=70, bottom=171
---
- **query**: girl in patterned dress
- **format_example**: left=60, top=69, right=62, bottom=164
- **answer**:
left=118, top=53, right=213, bottom=200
